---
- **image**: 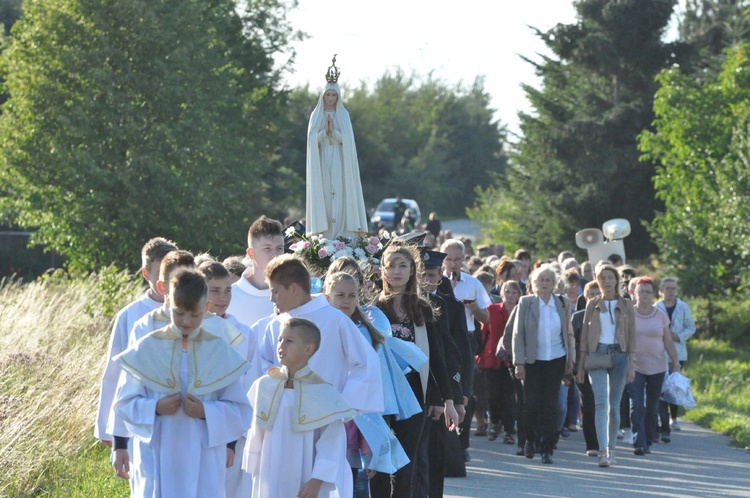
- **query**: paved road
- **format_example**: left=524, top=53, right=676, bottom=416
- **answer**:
left=444, top=420, right=750, bottom=497
left=441, top=219, right=482, bottom=241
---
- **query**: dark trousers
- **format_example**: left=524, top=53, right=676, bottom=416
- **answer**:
left=513, top=375, right=525, bottom=445
left=523, top=356, right=566, bottom=454
left=485, top=368, right=515, bottom=432
left=457, top=395, right=475, bottom=450
left=629, top=371, right=666, bottom=450
left=620, top=385, right=631, bottom=429
left=428, top=417, right=446, bottom=498
left=370, top=373, right=429, bottom=498
left=578, top=374, right=599, bottom=451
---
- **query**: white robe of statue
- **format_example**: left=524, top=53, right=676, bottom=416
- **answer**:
left=305, top=83, right=368, bottom=239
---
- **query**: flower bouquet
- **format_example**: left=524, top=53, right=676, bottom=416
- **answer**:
left=285, top=225, right=390, bottom=277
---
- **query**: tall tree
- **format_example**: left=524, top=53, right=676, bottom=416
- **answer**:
left=0, top=0, right=295, bottom=271
left=471, top=0, right=681, bottom=259
left=677, top=0, right=750, bottom=73
left=639, top=42, right=750, bottom=294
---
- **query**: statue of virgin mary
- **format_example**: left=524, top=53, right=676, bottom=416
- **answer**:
left=305, top=56, right=369, bottom=240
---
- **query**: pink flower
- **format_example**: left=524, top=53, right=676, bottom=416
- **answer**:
left=335, top=241, right=346, bottom=251
left=366, top=244, right=378, bottom=254
left=318, top=248, right=328, bottom=258
left=302, top=241, right=310, bottom=250
left=368, top=236, right=380, bottom=245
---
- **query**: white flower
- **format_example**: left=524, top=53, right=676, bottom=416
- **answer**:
left=285, top=226, right=296, bottom=237
left=382, top=230, right=391, bottom=240
left=323, top=244, right=336, bottom=256
left=354, top=248, right=366, bottom=260
left=333, top=249, right=350, bottom=261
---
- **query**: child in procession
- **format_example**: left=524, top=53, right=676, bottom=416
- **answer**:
left=111, top=268, right=251, bottom=497
left=243, top=317, right=356, bottom=498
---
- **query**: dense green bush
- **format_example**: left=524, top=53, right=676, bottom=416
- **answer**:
left=685, top=296, right=750, bottom=344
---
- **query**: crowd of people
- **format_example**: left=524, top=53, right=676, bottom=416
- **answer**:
left=94, top=213, right=696, bottom=497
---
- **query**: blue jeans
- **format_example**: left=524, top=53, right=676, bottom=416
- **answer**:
left=557, top=384, right=568, bottom=430
left=566, top=382, right=581, bottom=427
left=588, top=344, right=629, bottom=451
left=628, top=370, right=666, bottom=450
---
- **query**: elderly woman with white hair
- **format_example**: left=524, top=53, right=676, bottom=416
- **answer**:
left=512, top=264, right=575, bottom=464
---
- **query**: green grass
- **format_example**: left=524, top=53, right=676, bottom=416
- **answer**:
left=0, top=270, right=139, bottom=497
left=4, top=445, right=129, bottom=498
left=681, top=338, right=750, bottom=449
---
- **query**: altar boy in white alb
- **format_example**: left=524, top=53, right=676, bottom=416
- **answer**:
left=257, top=255, right=383, bottom=415
left=226, top=215, right=285, bottom=335
left=110, top=269, right=251, bottom=498
left=95, top=237, right=177, bottom=445
left=244, top=317, right=356, bottom=497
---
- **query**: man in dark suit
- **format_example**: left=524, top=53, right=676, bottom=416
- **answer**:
left=422, top=249, right=475, bottom=494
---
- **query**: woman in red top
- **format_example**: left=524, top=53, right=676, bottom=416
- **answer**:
left=477, top=280, right=522, bottom=443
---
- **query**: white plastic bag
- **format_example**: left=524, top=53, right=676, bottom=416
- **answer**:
left=661, top=372, right=697, bottom=410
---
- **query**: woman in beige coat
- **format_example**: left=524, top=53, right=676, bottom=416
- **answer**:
left=512, top=264, right=574, bottom=465
left=575, top=263, right=636, bottom=467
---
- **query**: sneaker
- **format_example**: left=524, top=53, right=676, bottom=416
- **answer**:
left=617, top=430, right=624, bottom=440
left=661, top=434, right=671, bottom=443
left=598, top=451, right=609, bottom=467
left=671, top=420, right=682, bottom=431
left=586, top=449, right=599, bottom=457
left=503, top=433, right=515, bottom=445
left=622, top=428, right=634, bottom=444
left=634, top=447, right=646, bottom=456
left=560, top=427, right=571, bottom=438
left=516, top=445, right=525, bottom=456
left=567, top=424, right=578, bottom=432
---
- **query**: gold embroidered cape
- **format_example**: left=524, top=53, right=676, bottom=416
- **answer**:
left=114, top=324, right=250, bottom=396
left=250, top=365, right=356, bottom=432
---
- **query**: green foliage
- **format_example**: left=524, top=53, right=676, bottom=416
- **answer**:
left=687, top=295, right=750, bottom=342
left=0, top=0, right=21, bottom=36
left=639, top=43, right=750, bottom=294
left=677, top=0, right=750, bottom=74
left=467, top=181, right=525, bottom=247
left=470, top=0, right=680, bottom=258
left=0, top=0, right=296, bottom=272
left=274, top=72, right=507, bottom=218
left=682, top=339, right=750, bottom=449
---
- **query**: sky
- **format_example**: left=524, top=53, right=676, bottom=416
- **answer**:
left=279, top=0, right=579, bottom=137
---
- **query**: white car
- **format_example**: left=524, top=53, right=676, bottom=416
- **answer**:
left=370, top=198, right=421, bottom=231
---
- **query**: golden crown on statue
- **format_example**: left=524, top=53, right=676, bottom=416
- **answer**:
left=325, top=54, right=340, bottom=84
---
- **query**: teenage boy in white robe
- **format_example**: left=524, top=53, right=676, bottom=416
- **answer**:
left=95, top=237, right=177, bottom=446
left=244, top=317, right=356, bottom=498
left=111, top=251, right=245, bottom=474
left=111, top=268, right=251, bottom=498
left=199, top=260, right=261, bottom=498
left=258, top=255, right=383, bottom=415
left=226, top=215, right=285, bottom=335
left=127, top=251, right=244, bottom=348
